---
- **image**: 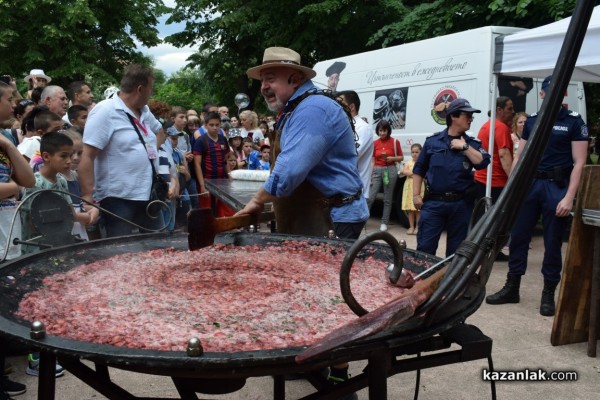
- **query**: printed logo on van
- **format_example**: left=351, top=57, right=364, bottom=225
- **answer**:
left=431, top=86, right=459, bottom=125
left=372, top=87, right=409, bottom=130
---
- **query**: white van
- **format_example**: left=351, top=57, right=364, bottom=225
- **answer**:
left=312, top=26, right=586, bottom=226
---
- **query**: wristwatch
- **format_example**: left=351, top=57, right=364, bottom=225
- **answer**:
left=462, top=143, right=470, bottom=151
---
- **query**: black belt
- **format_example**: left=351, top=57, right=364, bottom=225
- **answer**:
left=535, top=166, right=572, bottom=180
left=427, top=191, right=465, bottom=202
left=328, top=190, right=362, bottom=207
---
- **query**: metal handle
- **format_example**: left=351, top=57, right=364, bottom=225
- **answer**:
left=340, top=231, right=404, bottom=316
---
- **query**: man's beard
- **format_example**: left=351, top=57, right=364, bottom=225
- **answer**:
left=263, top=90, right=284, bottom=112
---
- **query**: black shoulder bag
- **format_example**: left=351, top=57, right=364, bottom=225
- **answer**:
left=125, top=113, right=169, bottom=202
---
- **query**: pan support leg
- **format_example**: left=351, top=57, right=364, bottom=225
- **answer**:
left=273, top=375, right=285, bottom=400
left=38, top=351, right=57, bottom=400
left=367, top=350, right=389, bottom=400
left=588, top=229, right=600, bottom=357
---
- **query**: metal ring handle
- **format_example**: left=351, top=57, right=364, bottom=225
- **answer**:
left=340, top=231, right=404, bottom=316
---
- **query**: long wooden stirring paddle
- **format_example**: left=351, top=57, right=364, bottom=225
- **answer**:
left=296, top=266, right=448, bottom=363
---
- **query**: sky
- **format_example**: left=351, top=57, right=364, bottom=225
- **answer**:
left=137, top=1, right=199, bottom=76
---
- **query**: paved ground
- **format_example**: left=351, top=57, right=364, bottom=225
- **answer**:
left=6, top=217, right=599, bottom=399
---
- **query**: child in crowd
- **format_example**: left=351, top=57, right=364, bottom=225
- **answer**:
left=61, top=129, right=88, bottom=241
left=259, top=120, right=270, bottom=145
left=193, top=112, right=230, bottom=194
left=192, top=112, right=230, bottom=213
left=226, top=152, right=238, bottom=175
left=402, top=143, right=424, bottom=235
left=258, top=144, right=271, bottom=170
left=158, top=127, right=181, bottom=232
left=17, top=107, right=63, bottom=163
left=228, top=128, right=246, bottom=168
left=182, top=111, right=200, bottom=210
left=170, top=106, right=191, bottom=154
left=67, top=104, right=88, bottom=134
left=20, top=132, right=93, bottom=254
left=168, top=129, right=191, bottom=229
left=19, top=132, right=94, bottom=379
left=247, top=144, right=271, bottom=171
left=241, top=137, right=253, bottom=169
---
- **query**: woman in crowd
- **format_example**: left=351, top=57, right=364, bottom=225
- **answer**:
left=239, top=110, right=264, bottom=150
left=367, top=119, right=403, bottom=232
left=511, top=112, right=528, bottom=154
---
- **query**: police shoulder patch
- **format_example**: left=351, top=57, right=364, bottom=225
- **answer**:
left=568, top=111, right=580, bottom=117
left=529, top=112, right=538, bottom=117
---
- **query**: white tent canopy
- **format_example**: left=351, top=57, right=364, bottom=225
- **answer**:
left=494, top=5, right=600, bottom=82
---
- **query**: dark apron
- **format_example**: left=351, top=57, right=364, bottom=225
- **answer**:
left=270, top=129, right=333, bottom=237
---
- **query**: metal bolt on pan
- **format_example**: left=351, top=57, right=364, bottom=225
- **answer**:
left=187, top=337, right=204, bottom=357
left=31, top=321, right=46, bottom=339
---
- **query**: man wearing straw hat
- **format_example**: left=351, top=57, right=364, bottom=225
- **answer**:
left=238, top=47, right=368, bottom=241
left=238, top=46, right=365, bottom=399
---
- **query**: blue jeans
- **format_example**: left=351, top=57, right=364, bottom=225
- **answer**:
left=100, top=197, right=165, bottom=238
left=367, top=165, right=398, bottom=225
left=161, top=200, right=176, bottom=232
left=186, top=179, right=199, bottom=209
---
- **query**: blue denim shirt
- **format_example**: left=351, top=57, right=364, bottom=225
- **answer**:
left=264, top=81, right=368, bottom=223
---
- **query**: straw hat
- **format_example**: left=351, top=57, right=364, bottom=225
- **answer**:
left=24, top=69, right=52, bottom=83
left=247, top=47, right=316, bottom=80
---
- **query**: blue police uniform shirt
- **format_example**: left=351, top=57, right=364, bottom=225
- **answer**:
left=264, top=80, right=369, bottom=224
left=522, top=107, right=589, bottom=171
left=413, top=129, right=490, bottom=194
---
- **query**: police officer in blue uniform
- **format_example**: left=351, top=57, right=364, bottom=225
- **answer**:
left=413, top=98, right=490, bottom=257
left=486, top=76, right=589, bottom=316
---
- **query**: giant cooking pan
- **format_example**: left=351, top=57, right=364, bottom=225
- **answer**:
left=0, top=231, right=487, bottom=399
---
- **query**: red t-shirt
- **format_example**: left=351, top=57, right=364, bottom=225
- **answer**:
left=474, top=119, right=512, bottom=187
left=372, top=137, right=402, bottom=167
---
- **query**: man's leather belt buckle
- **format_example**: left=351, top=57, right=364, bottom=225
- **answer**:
left=328, top=190, right=362, bottom=207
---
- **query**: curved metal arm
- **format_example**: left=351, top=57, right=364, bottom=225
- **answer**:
left=339, top=231, right=404, bottom=316
left=1, top=189, right=171, bottom=263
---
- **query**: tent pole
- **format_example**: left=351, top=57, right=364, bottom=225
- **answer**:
left=486, top=74, right=499, bottom=199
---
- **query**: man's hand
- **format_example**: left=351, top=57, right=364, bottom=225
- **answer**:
left=556, top=196, right=573, bottom=218
left=235, top=198, right=265, bottom=216
left=234, top=187, right=276, bottom=217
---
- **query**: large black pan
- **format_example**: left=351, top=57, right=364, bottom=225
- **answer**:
left=0, top=232, right=481, bottom=379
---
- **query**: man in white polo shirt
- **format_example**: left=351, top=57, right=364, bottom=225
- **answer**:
left=79, top=64, right=165, bottom=237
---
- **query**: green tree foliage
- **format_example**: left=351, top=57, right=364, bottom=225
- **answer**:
left=153, top=68, right=212, bottom=111
left=0, top=0, right=166, bottom=89
left=162, top=1, right=597, bottom=121
left=369, top=0, right=578, bottom=47
left=165, top=0, right=403, bottom=109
